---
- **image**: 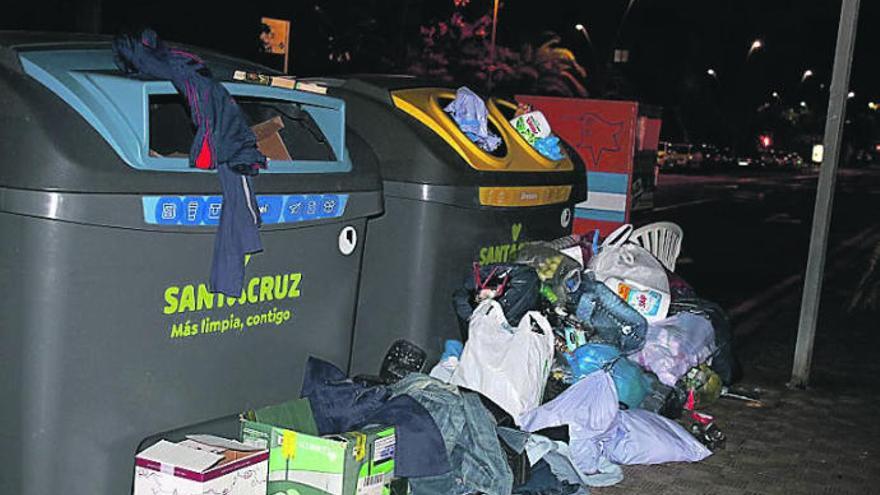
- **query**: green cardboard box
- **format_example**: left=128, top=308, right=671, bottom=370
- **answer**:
left=240, top=400, right=397, bottom=495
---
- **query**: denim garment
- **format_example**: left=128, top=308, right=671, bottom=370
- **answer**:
left=575, top=278, right=647, bottom=354
left=513, top=460, right=584, bottom=495
left=300, top=358, right=450, bottom=478
left=390, top=374, right=514, bottom=495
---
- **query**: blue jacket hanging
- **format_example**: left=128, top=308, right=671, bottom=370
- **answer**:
left=114, top=29, right=267, bottom=296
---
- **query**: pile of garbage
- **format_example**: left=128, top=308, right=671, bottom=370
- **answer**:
left=135, top=222, right=741, bottom=495
left=303, top=223, right=738, bottom=495
left=427, top=222, right=740, bottom=493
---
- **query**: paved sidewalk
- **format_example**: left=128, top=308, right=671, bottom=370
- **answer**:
left=594, top=262, right=880, bottom=494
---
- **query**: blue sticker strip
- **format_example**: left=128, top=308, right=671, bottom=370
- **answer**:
left=142, top=194, right=349, bottom=226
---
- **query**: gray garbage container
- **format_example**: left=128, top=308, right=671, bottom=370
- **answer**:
left=323, top=77, right=587, bottom=376
left=0, top=33, right=382, bottom=495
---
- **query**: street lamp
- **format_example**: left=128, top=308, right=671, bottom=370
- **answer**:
left=800, top=101, right=808, bottom=108
left=801, top=69, right=814, bottom=82
left=771, top=91, right=780, bottom=99
left=575, top=23, right=593, bottom=46
left=869, top=101, right=879, bottom=111
left=847, top=91, right=856, bottom=99
left=706, top=68, right=717, bottom=78
left=747, top=38, right=763, bottom=59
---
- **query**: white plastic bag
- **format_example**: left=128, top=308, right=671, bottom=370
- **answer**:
left=451, top=300, right=555, bottom=418
left=606, top=409, right=712, bottom=465
left=588, top=224, right=671, bottom=322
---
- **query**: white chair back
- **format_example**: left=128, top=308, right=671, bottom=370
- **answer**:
left=631, top=222, right=683, bottom=272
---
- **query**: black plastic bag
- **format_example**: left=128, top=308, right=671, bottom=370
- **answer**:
left=639, top=372, right=686, bottom=419
left=452, top=263, right=541, bottom=338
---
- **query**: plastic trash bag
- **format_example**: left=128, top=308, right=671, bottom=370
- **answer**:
left=520, top=370, right=709, bottom=475
left=588, top=225, right=671, bottom=322
left=670, top=298, right=742, bottom=385
left=444, top=86, right=502, bottom=152
left=453, top=263, right=542, bottom=335
left=680, top=364, right=723, bottom=409
left=534, top=135, right=565, bottom=160
left=629, top=312, right=717, bottom=387
left=452, top=300, right=555, bottom=418
left=514, top=243, right=582, bottom=306
left=574, top=277, right=647, bottom=354
left=604, top=409, right=712, bottom=465
left=638, top=372, right=687, bottom=419
left=566, top=343, right=651, bottom=410
left=518, top=370, right=619, bottom=438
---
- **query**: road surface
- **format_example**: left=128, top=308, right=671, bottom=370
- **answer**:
left=636, top=167, right=880, bottom=333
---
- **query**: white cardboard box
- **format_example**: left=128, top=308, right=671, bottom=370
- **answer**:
left=134, top=436, right=268, bottom=495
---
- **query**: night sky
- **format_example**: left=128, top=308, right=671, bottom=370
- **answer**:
left=3, top=0, right=877, bottom=144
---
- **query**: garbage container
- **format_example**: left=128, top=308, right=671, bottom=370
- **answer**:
left=0, top=33, right=382, bottom=495
left=323, top=77, right=587, bottom=376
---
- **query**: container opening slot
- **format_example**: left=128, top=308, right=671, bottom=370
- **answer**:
left=436, top=95, right=508, bottom=158
left=148, top=95, right=337, bottom=162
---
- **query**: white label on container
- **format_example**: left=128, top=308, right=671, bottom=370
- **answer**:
left=373, top=435, right=396, bottom=462
left=356, top=473, right=388, bottom=495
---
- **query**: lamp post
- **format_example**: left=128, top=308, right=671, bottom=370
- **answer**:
left=488, top=0, right=500, bottom=91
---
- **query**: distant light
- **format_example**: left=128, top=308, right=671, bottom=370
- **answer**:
left=800, top=101, right=808, bottom=108
left=875, top=144, right=880, bottom=152
left=771, top=91, right=780, bottom=98
left=847, top=91, right=856, bottom=99
left=812, top=144, right=824, bottom=164
left=707, top=68, right=717, bottom=77
left=575, top=24, right=585, bottom=31
left=869, top=102, right=879, bottom=111
left=759, top=134, right=772, bottom=148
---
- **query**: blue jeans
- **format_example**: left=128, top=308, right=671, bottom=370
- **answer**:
left=390, top=374, right=515, bottom=495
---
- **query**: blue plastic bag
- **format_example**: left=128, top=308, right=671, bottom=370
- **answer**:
left=444, top=87, right=502, bottom=152
left=534, top=135, right=564, bottom=160
left=566, top=344, right=651, bottom=409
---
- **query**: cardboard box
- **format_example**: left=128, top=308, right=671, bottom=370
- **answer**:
left=133, top=436, right=268, bottom=495
left=252, top=116, right=293, bottom=161
left=233, top=71, right=329, bottom=94
left=241, top=418, right=396, bottom=495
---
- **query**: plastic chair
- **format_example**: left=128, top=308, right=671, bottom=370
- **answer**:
left=631, top=222, right=683, bottom=272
